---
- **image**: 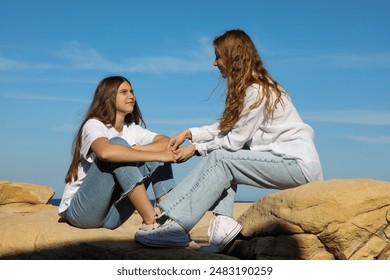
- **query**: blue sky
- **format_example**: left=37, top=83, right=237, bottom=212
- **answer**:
left=0, top=0, right=389, bottom=201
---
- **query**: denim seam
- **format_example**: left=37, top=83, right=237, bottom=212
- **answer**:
left=164, top=156, right=294, bottom=213
left=220, top=154, right=298, bottom=165
left=163, top=159, right=224, bottom=230
left=162, top=153, right=299, bottom=230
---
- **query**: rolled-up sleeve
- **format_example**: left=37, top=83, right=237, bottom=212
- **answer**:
left=192, top=86, right=266, bottom=156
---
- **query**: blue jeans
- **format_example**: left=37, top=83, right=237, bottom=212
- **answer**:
left=63, top=137, right=175, bottom=229
left=159, top=149, right=308, bottom=232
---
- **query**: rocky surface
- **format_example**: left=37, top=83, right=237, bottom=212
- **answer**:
left=0, top=181, right=242, bottom=260
left=232, top=178, right=390, bottom=260
left=1, top=179, right=389, bottom=260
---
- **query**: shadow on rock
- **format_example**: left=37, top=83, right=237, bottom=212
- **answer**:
left=227, top=233, right=301, bottom=260
left=1, top=240, right=238, bottom=260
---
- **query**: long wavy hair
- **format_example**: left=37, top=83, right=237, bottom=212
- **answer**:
left=65, top=76, right=145, bottom=183
left=214, top=29, right=284, bottom=132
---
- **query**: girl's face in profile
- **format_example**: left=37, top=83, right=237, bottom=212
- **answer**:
left=214, top=48, right=226, bottom=78
left=115, top=81, right=135, bottom=116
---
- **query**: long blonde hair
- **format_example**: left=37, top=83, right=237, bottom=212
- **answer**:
left=214, top=29, right=284, bottom=132
left=64, top=76, right=145, bottom=183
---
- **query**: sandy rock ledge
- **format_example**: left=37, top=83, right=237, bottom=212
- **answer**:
left=1, top=179, right=389, bottom=260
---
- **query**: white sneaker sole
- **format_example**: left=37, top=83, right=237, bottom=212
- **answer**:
left=199, top=223, right=242, bottom=253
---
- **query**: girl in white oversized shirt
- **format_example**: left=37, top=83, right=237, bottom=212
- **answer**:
left=135, top=29, right=323, bottom=252
left=191, top=83, right=322, bottom=182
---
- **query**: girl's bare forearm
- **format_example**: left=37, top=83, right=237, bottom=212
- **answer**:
left=133, top=135, right=170, bottom=152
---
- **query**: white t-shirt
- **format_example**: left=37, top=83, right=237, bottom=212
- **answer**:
left=58, top=119, right=158, bottom=214
left=190, top=84, right=323, bottom=182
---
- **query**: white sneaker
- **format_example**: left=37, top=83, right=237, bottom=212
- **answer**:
left=135, top=219, right=190, bottom=247
left=199, top=215, right=242, bottom=253
left=138, top=222, right=160, bottom=231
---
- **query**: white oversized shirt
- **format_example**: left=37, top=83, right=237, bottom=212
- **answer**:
left=58, top=119, right=158, bottom=214
left=190, top=84, right=323, bottom=182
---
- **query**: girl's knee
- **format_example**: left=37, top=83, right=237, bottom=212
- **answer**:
left=109, top=137, right=129, bottom=146
left=207, top=149, right=230, bottom=161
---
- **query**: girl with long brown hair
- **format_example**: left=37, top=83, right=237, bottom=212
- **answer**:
left=59, top=75, right=175, bottom=230
left=135, top=29, right=323, bottom=251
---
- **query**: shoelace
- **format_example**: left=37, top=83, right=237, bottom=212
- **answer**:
left=139, top=222, right=160, bottom=231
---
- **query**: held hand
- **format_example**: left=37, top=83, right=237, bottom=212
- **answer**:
left=168, top=129, right=191, bottom=150
left=159, top=149, right=177, bottom=163
left=173, top=145, right=196, bottom=163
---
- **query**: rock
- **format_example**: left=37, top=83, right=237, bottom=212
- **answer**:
left=0, top=181, right=248, bottom=259
left=0, top=181, right=54, bottom=205
left=0, top=201, right=240, bottom=259
left=1, top=179, right=389, bottom=260
left=233, top=178, right=390, bottom=260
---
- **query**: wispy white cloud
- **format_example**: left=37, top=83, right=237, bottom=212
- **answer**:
left=345, top=135, right=390, bottom=144
left=3, top=40, right=390, bottom=73
left=148, top=117, right=213, bottom=126
left=1, top=93, right=89, bottom=103
left=0, top=56, right=26, bottom=70
left=279, top=52, right=390, bottom=69
left=302, top=110, right=390, bottom=125
left=0, top=37, right=214, bottom=73
left=0, top=54, right=66, bottom=71
left=55, top=41, right=119, bottom=71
